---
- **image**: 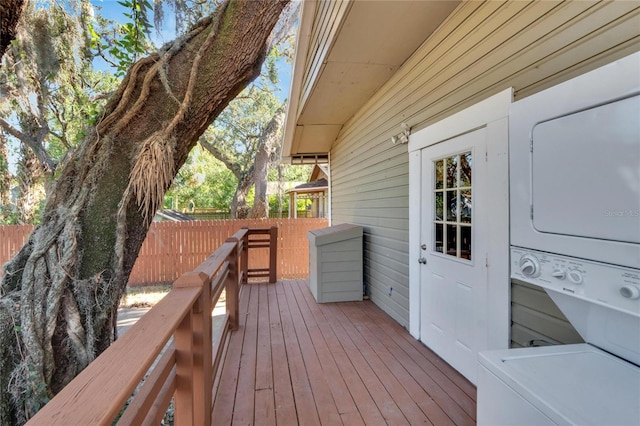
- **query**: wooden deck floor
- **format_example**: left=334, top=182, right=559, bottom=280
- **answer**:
left=212, top=280, right=476, bottom=425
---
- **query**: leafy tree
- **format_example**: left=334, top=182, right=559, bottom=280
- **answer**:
left=87, top=0, right=155, bottom=77
left=0, top=1, right=121, bottom=223
left=163, top=144, right=236, bottom=211
left=199, top=93, right=285, bottom=218
left=197, top=21, right=295, bottom=218
left=0, top=1, right=289, bottom=423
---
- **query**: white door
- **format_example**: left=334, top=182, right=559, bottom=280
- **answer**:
left=419, top=128, right=488, bottom=383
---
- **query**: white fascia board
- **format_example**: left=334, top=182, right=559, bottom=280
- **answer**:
left=282, top=1, right=317, bottom=159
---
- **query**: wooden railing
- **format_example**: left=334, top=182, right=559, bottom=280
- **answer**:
left=27, top=227, right=276, bottom=425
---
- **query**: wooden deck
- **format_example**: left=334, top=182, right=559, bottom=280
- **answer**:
left=212, top=280, right=476, bottom=425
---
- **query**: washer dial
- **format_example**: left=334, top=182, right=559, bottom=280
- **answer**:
left=519, top=254, right=541, bottom=278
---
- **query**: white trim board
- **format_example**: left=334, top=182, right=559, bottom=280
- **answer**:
left=408, top=88, right=513, bottom=153
left=408, top=88, right=512, bottom=355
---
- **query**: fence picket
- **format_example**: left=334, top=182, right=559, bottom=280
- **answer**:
left=0, top=219, right=327, bottom=285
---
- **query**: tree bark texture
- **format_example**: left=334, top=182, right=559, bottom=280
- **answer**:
left=0, top=1, right=287, bottom=423
left=0, top=0, right=24, bottom=61
left=251, top=105, right=285, bottom=218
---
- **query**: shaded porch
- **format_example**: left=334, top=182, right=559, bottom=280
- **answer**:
left=213, top=279, right=476, bottom=425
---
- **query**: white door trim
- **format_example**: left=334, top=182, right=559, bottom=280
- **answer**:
left=408, top=88, right=512, bottom=354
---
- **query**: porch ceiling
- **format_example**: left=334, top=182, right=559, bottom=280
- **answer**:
left=282, top=0, right=460, bottom=160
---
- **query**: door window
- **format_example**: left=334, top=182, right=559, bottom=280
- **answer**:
left=433, top=151, right=472, bottom=260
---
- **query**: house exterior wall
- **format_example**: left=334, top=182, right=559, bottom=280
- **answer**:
left=329, top=1, right=640, bottom=329
left=511, top=280, right=584, bottom=348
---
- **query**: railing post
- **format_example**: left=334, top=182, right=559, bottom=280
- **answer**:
left=226, top=238, right=240, bottom=331
left=173, top=271, right=211, bottom=426
left=269, top=226, right=278, bottom=283
left=241, top=227, right=249, bottom=284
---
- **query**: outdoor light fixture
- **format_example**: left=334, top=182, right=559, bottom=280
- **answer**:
left=391, top=122, right=411, bottom=144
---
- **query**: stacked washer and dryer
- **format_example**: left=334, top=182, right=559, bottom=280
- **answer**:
left=477, top=53, right=640, bottom=425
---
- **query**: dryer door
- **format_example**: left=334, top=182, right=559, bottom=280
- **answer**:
left=531, top=94, right=640, bottom=244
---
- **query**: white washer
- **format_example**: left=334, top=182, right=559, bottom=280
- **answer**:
left=479, top=344, right=640, bottom=425
left=478, top=249, right=640, bottom=425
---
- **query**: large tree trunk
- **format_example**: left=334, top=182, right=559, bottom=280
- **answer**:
left=15, top=145, right=46, bottom=224
left=0, top=132, right=10, bottom=212
left=0, top=0, right=24, bottom=61
left=231, top=173, right=252, bottom=219
left=251, top=105, right=285, bottom=218
left=0, top=1, right=287, bottom=423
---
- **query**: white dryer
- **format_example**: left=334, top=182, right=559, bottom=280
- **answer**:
left=478, top=53, right=640, bottom=426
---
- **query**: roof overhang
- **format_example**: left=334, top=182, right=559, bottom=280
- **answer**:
left=282, top=0, right=460, bottom=162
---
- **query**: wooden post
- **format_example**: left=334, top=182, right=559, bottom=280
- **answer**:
left=173, top=271, right=210, bottom=425
left=226, top=237, right=240, bottom=330
left=240, top=227, right=249, bottom=285
left=269, top=226, right=278, bottom=284
left=174, top=309, right=194, bottom=425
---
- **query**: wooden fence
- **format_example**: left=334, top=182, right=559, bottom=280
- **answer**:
left=0, top=218, right=328, bottom=285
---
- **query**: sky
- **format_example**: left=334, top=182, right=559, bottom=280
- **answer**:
left=5, top=0, right=294, bottom=174
left=89, top=0, right=293, bottom=102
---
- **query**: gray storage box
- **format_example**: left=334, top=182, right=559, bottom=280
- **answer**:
left=307, top=223, right=363, bottom=303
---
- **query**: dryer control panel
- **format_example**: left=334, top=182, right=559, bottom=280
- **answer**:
left=511, top=247, right=640, bottom=317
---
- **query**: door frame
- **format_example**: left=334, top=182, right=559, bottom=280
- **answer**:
left=408, top=88, right=512, bottom=355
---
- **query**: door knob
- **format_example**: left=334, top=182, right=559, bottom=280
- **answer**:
left=418, top=257, right=427, bottom=264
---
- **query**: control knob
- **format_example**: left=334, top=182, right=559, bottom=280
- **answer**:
left=568, top=270, right=583, bottom=284
left=620, top=285, right=640, bottom=300
left=551, top=268, right=566, bottom=280
left=519, top=254, right=540, bottom=278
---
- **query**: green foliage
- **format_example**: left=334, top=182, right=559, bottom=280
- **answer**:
left=164, top=146, right=237, bottom=211
left=87, top=0, right=154, bottom=77
left=268, top=164, right=312, bottom=182
left=0, top=1, right=126, bottom=224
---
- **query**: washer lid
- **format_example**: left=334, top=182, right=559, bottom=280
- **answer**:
left=480, top=344, right=640, bottom=425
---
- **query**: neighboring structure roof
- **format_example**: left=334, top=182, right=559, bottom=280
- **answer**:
left=282, top=1, right=460, bottom=162
left=287, top=178, right=328, bottom=194
left=154, top=209, right=195, bottom=222
left=309, top=164, right=328, bottom=182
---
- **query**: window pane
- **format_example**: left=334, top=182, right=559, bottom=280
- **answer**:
left=460, top=189, right=472, bottom=223
left=435, top=192, right=443, bottom=221
left=435, top=160, right=444, bottom=189
left=446, top=190, right=457, bottom=222
left=446, top=224, right=457, bottom=257
left=460, top=151, right=472, bottom=187
left=446, top=155, right=457, bottom=188
left=461, top=225, right=471, bottom=260
left=435, top=223, right=443, bottom=253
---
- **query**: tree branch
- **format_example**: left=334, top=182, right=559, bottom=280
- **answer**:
left=0, top=117, right=32, bottom=144
left=199, top=135, right=243, bottom=179
left=0, top=118, right=57, bottom=173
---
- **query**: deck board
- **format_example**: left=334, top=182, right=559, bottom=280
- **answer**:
left=267, top=283, right=297, bottom=425
left=213, top=280, right=476, bottom=425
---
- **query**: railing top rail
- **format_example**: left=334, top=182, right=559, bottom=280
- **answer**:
left=27, top=286, right=202, bottom=425
left=231, top=228, right=249, bottom=241
left=194, top=240, right=237, bottom=279
left=243, top=226, right=277, bottom=235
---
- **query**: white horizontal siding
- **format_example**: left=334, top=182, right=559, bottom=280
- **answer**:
left=511, top=280, right=583, bottom=348
left=329, top=0, right=640, bottom=326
